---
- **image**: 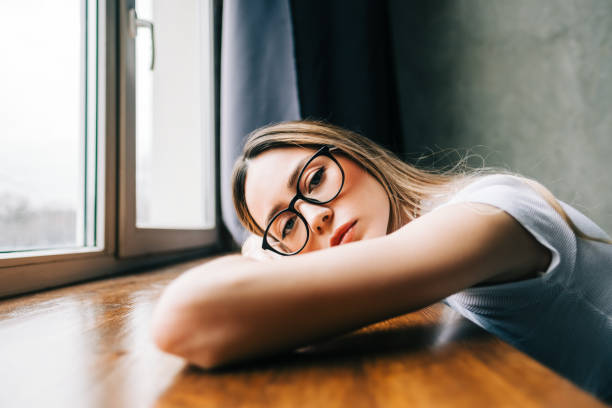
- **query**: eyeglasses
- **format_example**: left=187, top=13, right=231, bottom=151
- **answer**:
left=262, top=146, right=345, bottom=256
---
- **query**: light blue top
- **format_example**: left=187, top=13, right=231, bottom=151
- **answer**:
left=435, top=174, right=612, bottom=401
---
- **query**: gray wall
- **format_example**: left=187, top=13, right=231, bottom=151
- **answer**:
left=390, top=0, right=612, bottom=233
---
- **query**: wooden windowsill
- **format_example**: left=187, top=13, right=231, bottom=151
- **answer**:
left=0, top=256, right=605, bottom=407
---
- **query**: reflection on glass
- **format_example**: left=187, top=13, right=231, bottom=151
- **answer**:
left=135, top=0, right=215, bottom=229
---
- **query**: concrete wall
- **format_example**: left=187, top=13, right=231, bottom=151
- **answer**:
left=390, top=0, right=612, bottom=233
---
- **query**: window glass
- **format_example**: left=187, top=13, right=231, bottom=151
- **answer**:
left=0, top=0, right=99, bottom=252
left=135, top=0, right=215, bottom=229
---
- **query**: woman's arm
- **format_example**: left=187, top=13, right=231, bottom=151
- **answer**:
left=151, top=203, right=550, bottom=368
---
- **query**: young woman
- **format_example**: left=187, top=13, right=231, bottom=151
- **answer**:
left=152, top=121, right=612, bottom=401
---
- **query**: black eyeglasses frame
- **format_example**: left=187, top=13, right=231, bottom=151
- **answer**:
left=261, top=145, right=345, bottom=256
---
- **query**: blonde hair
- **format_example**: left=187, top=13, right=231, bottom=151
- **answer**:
left=232, top=120, right=611, bottom=244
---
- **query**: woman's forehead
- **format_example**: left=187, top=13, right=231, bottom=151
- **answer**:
left=244, top=147, right=315, bottom=225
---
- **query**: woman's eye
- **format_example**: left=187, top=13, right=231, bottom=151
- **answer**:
left=282, top=216, right=297, bottom=239
left=307, top=168, right=325, bottom=193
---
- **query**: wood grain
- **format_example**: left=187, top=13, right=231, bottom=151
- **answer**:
left=0, top=256, right=606, bottom=408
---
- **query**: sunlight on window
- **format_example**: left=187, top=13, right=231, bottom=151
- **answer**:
left=135, top=0, right=215, bottom=229
left=0, top=0, right=98, bottom=252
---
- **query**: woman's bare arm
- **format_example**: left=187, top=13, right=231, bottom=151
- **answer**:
left=151, top=203, right=550, bottom=368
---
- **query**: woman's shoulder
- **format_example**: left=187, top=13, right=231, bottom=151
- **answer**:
left=452, top=172, right=531, bottom=197
left=426, top=172, right=542, bottom=214
left=440, top=172, right=573, bottom=236
left=434, top=172, right=580, bottom=282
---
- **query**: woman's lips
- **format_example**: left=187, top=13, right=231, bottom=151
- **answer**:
left=330, top=220, right=357, bottom=247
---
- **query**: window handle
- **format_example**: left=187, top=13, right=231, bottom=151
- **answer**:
left=128, top=9, right=155, bottom=70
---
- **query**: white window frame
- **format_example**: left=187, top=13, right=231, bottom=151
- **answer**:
left=0, top=0, right=222, bottom=298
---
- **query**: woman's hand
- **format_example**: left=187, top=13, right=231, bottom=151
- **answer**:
left=241, top=234, right=281, bottom=261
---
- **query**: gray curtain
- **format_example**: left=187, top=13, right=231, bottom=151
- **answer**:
left=220, top=0, right=300, bottom=245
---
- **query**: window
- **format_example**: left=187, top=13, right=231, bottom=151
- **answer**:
left=0, top=0, right=221, bottom=298
left=0, top=0, right=100, bottom=253
left=134, top=0, right=215, bottom=230
left=120, top=0, right=217, bottom=257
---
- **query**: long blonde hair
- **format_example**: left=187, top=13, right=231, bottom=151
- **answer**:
left=232, top=120, right=610, bottom=244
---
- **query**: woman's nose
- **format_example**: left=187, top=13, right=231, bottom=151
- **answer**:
left=296, top=201, right=333, bottom=234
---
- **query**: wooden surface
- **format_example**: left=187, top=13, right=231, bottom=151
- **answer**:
left=0, top=256, right=607, bottom=408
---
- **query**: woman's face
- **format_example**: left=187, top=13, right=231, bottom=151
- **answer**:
left=244, top=147, right=390, bottom=254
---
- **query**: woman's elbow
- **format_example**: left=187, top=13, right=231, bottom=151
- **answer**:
left=150, top=281, right=230, bottom=369
left=151, top=299, right=187, bottom=357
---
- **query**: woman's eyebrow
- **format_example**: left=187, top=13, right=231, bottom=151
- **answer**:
left=264, top=155, right=311, bottom=226
left=286, top=155, right=310, bottom=189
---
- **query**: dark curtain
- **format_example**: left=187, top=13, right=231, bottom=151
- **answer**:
left=220, top=0, right=403, bottom=245
left=290, top=0, right=403, bottom=153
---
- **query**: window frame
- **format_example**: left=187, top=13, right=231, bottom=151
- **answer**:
left=0, top=0, right=226, bottom=299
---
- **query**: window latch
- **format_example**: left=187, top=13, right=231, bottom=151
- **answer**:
left=128, top=9, right=155, bottom=71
